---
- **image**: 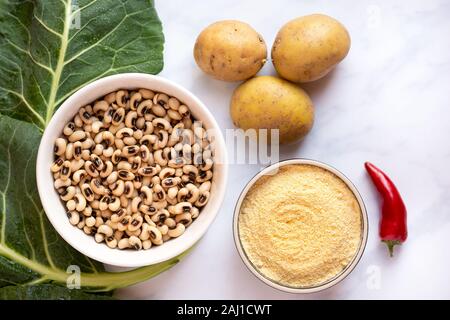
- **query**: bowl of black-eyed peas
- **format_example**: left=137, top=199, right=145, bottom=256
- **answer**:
left=37, top=73, right=228, bottom=267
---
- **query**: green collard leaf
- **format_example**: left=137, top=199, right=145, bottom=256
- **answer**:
left=0, top=284, right=113, bottom=300
left=0, top=0, right=164, bottom=128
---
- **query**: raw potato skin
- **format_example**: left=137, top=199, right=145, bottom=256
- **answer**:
left=272, top=14, right=351, bottom=83
left=194, top=20, right=267, bottom=82
left=230, top=76, right=314, bottom=144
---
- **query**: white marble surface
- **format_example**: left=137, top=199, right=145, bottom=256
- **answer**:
left=116, top=0, right=450, bottom=299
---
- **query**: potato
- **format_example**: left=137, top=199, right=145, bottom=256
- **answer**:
left=230, top=76, right=314, bottom=144
left=271, top=14, right=351, bottom=83
left=194, top=20, right=267, bottom=82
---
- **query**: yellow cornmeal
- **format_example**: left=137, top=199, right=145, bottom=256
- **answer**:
left=238, top=164, right=362, bottom=288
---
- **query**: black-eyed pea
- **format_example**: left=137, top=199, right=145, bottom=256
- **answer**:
left=122, top=145, right=139, bottom=157
left=129, top=92, right=142, bottom=110
left=140, top=134, right=157, bottom=148
left=63, top=122, right=76, bottom=136
left=60, top=186, right=76, bottom=201
left=159, top=167, right=175, bottom=180
left=201, top=158, right=214, bottom=172
left=196, top=170, right=212, bottom=183
left=99, top=195, right=110, bottom=211
left=90, top=178, right=106, bottom=195
left=139, top=89, right=155, bottom=100
left=129, top=235, right=142, bottom=250
left=97, top=224, right=113, bottom=238
left=76, top=214, right=85, bottom=229
left=114, top=230, right=124, bottom=241
left=116, top=127, right=133, bottom=139
left=115, top=90, right=129, bottom=108
left=106, top=236, right=118, bottom=249
left=111, top=180, right=125, bottom=196
left=122, top=181, right=134, bottom=198
left=73, top=194, right=87, bottom=212
left=176, top=213, right=192, bottom=227
left=90, top=154, right=104, bottom=171
left=139, top=223, right=151, bottom=240
left=125, top=111, right=138, bottom=128
left=140, top=204, right=157, bottom=216
left=67, top=211, right=80, bottom=225
left=103, top=107, right=114, bottom=124
left=81, top=183, right=95, bottom=202
left=123, top=136, right=137, bottom=146
left=117, top=215, right=131, bottom=231
left=106, top=219, right=119, bottom=230
left=152, top=184, right=166, bottom=201
left=59, top=160, right=72, bottom=180
left=128, top=214, right=143, bottom=232
left=82, top=206, right=92, bottom=217
left=117, top=161, right=132, bottom=171
left=120, top=194, right=128, bottom=208
left=195, top=191, right=210, bottom=207
left=142, top=240, right=152, bottom=250
left=85, top=216, right=96, bottom=227
left=95, top=216, right=104, bottom=228
left=166, top=197, right=177, bottom=205
left=133, top=129, right=143, bottom=140
left=117, top=238, right=130, bottom=250
left=142, top=121, right=154, bottom=135
left=118, top=170, right=135, bottom=181
left=102, top=146, right=114, bottom=158
left=70, top=159, right=85, bottom=172
left=81, top=149, right=90, bottom=161
left=168, top=223, right=185, bottom=238
left=155, top=130, right=169, bottom=149
left=151, top=176, right=161, bottom=187
left=73, top=141, right=82, bottom=160
left=199, top=181, right=212, bottom=193
left=157, top=224, right=169, bottom=236
left=78, top=107, right=92, bottom=124
left=54, top=138, right=67, bottom=156
left=183, top=119, right=193, bottom=132
left=112, top=107, right=125, bottom=126
left=191, top=207, right=199, bottom=219
left=167, top=109, right=182, bottom=121
left=148, top=225, right=163, bottom=245
left=100, top=161, right=113, bottom=178
left=63, top=142, right=73, bottom=159
left=139, top=186, right=153, bottom=205
left=111, top=208, right=127, bottom=223
left=130, top=197, right=142, bottom=213
left=137, top=166, right=157, bottom=177
left=174, top=202, right=192, bottom=215
left=130, top=156, right=141, bottom=173
left=94, top=233, right=105, bottom=243
left=92, top=143, right=104, bottom=156
left=152, top=118, right=171, bottom=131
left=153, top=93, right=169, bottom=109
left=108, top=196, right=120, bottom=211
left=51, top=158, right=64, bottom=173
left=179, top=105, right=190, bottom=118
left=90, top=200, right=100, bottom=210
left=94, top=99, right=109, bottom=113
left=162, top=177, right=181, bottom=188
left=167, top=186, right=178, bottom=200
left=164, top=217, right=176, bottom=229
left=153, top=149, right=167, bottom=167
left=138, top=146, right=153, bottom=163
left=68, top=130, right=85, bottom=143
left=137, top=100, right=152, bottom=117
left=102, top=131, right=115, bottom=147
left=100, top=209, right=112, bottom=220
left=151, top=209, right=169, bottom=224
left=55, top=178, right=71, bottom=189
left=85, top=161, right=99, bottom=177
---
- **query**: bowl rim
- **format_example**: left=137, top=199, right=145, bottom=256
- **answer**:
left=232, top=158, right=369, bottom=294
left=36, top=73, right=228, bottom=267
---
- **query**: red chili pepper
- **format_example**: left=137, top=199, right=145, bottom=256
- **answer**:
left=365, top=162, right=407, bottom=257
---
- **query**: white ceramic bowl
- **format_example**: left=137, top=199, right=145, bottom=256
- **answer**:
left=233, top=159, right=368, bottom=293
left=37, top=73, right=228, bottom=267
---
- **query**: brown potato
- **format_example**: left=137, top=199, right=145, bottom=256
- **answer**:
left=230, top=76, right=314, bottom=144
left=272, top=14, right=351, bottom=83
left=194, top=20, right=267, bottom=82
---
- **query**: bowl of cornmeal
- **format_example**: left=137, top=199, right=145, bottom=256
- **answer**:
left=233, top=159, right=368, bottom=293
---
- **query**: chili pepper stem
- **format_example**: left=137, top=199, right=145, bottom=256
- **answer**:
left=382, top=240, right=401, bottom=257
